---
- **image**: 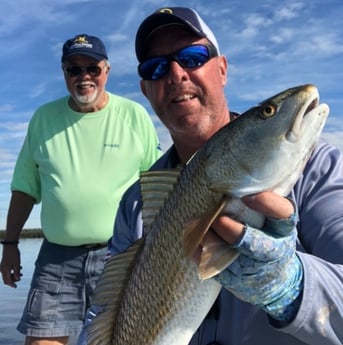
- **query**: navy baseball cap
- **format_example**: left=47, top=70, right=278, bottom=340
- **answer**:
left=61, top=34, right=108, bottom=62
left=135, top=7, right=220, bottom=62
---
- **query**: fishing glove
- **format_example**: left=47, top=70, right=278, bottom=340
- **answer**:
left=215, top=213, right=303, bottom=322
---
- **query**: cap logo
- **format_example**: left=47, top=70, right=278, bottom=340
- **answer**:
left=70, top=36, right=93, bottom=50
left=159, top=8, right=173, bottom=14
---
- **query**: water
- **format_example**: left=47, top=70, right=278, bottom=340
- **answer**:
left=0, top=239, right=83, bottom=345
left=0, top=238, right=42, bottom=344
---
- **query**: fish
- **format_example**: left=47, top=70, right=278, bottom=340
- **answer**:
left=84, top=84, right=329, bottom=345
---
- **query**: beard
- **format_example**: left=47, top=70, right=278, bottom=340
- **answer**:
left=74, top=90, right=98, bottom=104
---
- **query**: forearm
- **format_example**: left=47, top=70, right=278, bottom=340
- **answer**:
left=273, top=252, right=343, bottom=344
left=4, top=190, right=36, bottom=240
left=1, top=191, right=35, bottom=287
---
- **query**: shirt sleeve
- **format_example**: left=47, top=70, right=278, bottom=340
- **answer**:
left=130, top=102, right=162, bottom=172
left=276, top=253, right=343, bottom=344
left=11, top=117, right=41, bottom=203
left=109, top=149, right=174, bottom=256
left=140, top=115, right=163, bottom=172
left=294, top=139, right=343, bottom=262
left=109, top=182, right=144, bottom=256
left=273, top=139, right=343, bottom=343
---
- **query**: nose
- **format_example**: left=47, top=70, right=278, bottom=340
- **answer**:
left=78, top=68, right=93, bottom=77
left=167, top=60, right=189, bottom=83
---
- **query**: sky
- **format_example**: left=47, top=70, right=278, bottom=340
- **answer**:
left=0, top=0, right=342, bottom=229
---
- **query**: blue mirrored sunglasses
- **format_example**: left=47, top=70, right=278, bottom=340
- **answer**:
left=138, top=44, right=218, bottom=81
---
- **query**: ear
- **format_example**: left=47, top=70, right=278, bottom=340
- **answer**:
left=140, top=79, right=147, bottom=98
left=218, top=55, right=228, bottom=86
left=61, top=65, right=68, bottom=80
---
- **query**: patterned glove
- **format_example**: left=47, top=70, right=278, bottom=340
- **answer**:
left=215, top=213, right=303, bottom=321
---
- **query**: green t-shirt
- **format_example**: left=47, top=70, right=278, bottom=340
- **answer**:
left=11, top=93, right=161, bottom=245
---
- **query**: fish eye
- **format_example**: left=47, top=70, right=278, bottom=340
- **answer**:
left=260, top=104, right=276, bottom=118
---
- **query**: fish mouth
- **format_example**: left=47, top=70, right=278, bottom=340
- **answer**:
left=286, top=86, right=321, bottom=142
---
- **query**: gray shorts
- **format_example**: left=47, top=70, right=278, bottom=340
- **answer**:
left=17, top=239, right=107, bottom=338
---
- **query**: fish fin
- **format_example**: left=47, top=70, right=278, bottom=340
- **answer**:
left=87, top=239, right=145, bottom=345
left=140, top=169, right=181, bottom=230
left=198, top=233, right=240, bottom=279
left=183, top=196, right=240, bottom=280
left=183, top=197, right=228, bottom=258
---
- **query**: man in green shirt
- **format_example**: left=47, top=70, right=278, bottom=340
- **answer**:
left=0, top=33, right=161, bottom=345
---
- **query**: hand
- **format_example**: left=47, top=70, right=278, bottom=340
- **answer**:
left=0, top=245, right=22, bottom=288
left=210, top=192, right=303, bottom=321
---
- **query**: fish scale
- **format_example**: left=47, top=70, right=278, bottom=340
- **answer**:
left=110, top=163, right=223, bottom=344
left=85, top=84, right=329, bottom=345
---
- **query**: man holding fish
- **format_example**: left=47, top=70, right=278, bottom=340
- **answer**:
left=79, top=7, right=343, bottom=345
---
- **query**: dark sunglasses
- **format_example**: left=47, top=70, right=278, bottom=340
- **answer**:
left=64, top=65, right=105, bottom=78
left=138, top=44, right=218, bottom=81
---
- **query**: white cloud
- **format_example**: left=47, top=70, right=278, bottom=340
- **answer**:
left=29, top=82, right=49, bottom=99
left=270, top=28, right=295, bottom=44
left=0, top=104, right=14, bottom=112
left=273, top=1, right=305, bottom=20
left=0, top=121, right=28, bottom=134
